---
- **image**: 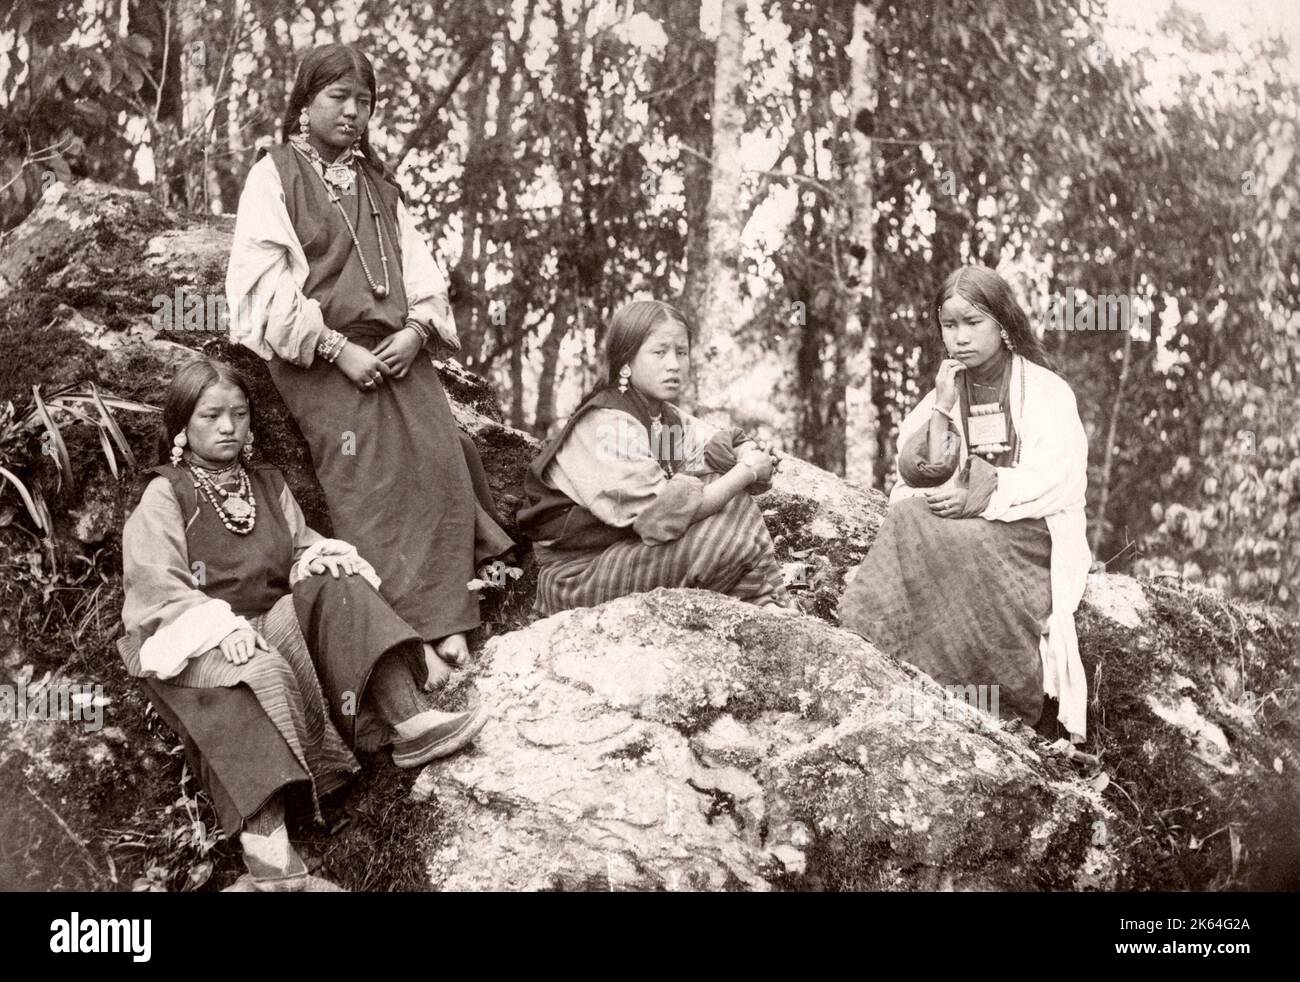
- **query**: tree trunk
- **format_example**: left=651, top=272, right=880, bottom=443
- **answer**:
left=691, top=0, right=746, bottom=422
left=649, top=0, right=714, bottom=331
left=178, top=0, right=215, bottom=212
left=841, top=0, right=879, bottom=487
left=1091, top=258, right=1140, bottom=556
left=533, top=295, right=570, bottom=439
left=456, top=60, right=491, bottom=368
left=1092, top=321, right=1134, bottom=557
left=509, top=335, right=525, bottom=430
left=210, top=85, right=240, bottom=214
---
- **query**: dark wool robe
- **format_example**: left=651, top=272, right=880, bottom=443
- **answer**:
left=261, top=144, right=513, bottom=641
left=117, top=464, right=424, bottom=835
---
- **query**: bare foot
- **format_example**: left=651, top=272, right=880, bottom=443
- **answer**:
left=433, top=632, right=469, bottom=669
left=421, top=642, right=452, bottom=692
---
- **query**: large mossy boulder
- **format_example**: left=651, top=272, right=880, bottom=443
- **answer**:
left=1, top=180, right=1297, bottom=892
left=421, top=588, right=1115, bottom=891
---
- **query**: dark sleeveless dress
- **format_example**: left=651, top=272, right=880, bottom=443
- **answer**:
left=261, top=145, right=513, bottom=642
left=117, top=464, right=425, bottom=836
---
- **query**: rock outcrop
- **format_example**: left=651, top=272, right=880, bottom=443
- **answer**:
left=1, top=180, right=1297, bottom=892
left=421, top=589, right=1113, bottom=891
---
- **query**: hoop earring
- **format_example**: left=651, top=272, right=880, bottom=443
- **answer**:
left=298, top=108, right=311, bottom=138
left=242, top=432, right=254, bottom=464
left=617, top=365, right=631, bottom=394
left=999, top=328, right=1015, bottom=353
left=170, top=432, right=187, bottom=467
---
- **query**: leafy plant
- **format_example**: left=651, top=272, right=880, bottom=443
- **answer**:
left=110, top=763, right=226, bottom=893
left=0, top=382, right=157, bottom=538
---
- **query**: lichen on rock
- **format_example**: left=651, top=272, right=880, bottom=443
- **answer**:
left=416, top=588, right=1117, bottom=891
left=1, top=180, right=1297, bottom=892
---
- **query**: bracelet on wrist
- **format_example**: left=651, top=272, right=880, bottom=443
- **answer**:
left=317, top=329, right=348, bottom=363
left=405, top=320, right=431, bottom=345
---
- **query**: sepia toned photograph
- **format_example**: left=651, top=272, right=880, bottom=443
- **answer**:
left=0, top=0, right=1296, bottom=936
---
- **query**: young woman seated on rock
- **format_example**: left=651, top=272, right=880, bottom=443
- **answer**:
left=838, top=266, right=1092, bottom=742
left=518, top=299, right=792, bottom=616
left=118, top=359, right=486, bottom=891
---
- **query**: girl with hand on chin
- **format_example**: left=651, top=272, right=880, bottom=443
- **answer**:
left=838, top=266, right=1093, bottom=742
left=119, top=361, right=487, bottom=891
left=518, top=300, right=792, bottom=615
left=225, top=44, right=513, bottom=694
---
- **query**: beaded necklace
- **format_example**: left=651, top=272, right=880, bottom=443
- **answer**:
left=186, top=460, right=257, bottom=534
left=289, top=138, right=393, bottom=298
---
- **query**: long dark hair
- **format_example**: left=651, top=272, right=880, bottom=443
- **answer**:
left=158, top=359, right=255, bottom=464
left=566, top=297, right=696, bottom=424
left=278, top=43, right=400, bottom=192
left=603, top=300, right=693, bottom=386
left=933, top=265, right=1055, bottom=372
left=571, top=299, right=694, bottom=412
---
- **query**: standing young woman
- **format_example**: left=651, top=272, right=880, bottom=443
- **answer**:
left=226, top=44, right=513, bottom=691
left=119, top=360, right=486, bottom=890
left=518, top=300, right=791, bottom=615
left=838, top=266, right=1092, bottom=741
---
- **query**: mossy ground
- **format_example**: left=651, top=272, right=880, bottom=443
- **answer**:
left=1078, top=580, right=1300, bottom=890
left=3, top=185, right=1298, bottom=891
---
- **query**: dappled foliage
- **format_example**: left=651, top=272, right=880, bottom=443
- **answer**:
left=1, top=0, right=1297, bottom=609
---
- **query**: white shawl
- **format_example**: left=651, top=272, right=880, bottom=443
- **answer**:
left=890, top=355, right=1092, bottom=741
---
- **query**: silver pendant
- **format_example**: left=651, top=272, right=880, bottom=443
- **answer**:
left=223, top=497, right=252, bottom=519
left=967, top=406, right=1008, bottom=448
left=325, top=164, right=355, bottom=192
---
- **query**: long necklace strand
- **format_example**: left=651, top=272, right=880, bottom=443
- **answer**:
left=292, top=143, right=391, bottom=298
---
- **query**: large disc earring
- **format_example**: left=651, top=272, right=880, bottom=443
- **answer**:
left=170, top=431, right=187, bottom=467
left=298, top=108, right=311, bottom=138
left=242, top=432, right=254, bottom=464
left=617, top=365, right=631, bottom=394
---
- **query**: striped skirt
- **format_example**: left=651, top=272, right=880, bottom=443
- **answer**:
left=838, top=496, right=1052, bottom=724
left=533, top=490, right=787, bottom=616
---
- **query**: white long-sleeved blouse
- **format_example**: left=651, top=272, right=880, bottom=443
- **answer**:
left=121, top=475, right=378, bottom=679
left=541, top=407, right=759, bottom=547
left=889, top=355, right=1093, bottom=741
left=224, top=150, right=457, bottom=366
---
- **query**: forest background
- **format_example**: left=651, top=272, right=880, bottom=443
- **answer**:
left=2, top=0, right=1299, bottom=614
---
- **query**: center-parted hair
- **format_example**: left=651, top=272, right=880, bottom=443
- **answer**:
left=278, top=43, right=399, bottom=190
left=933, top=265, right=1054, bottom=371
left=159, top=359, right=255, bottom=463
